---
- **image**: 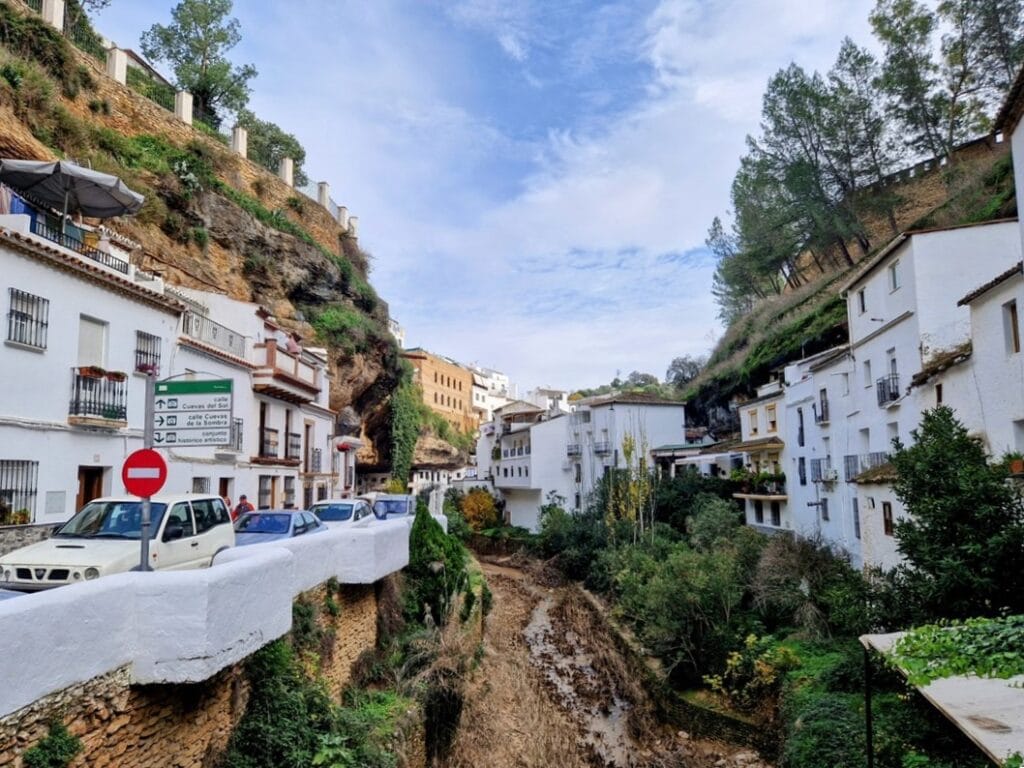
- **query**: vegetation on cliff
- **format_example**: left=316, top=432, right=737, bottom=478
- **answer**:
left=0, top=0, right=403, bottom=450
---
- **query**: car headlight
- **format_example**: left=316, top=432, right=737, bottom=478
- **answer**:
left=84, top=567, right=100, bottom=580
left=72, top=571, right=81, bottom=580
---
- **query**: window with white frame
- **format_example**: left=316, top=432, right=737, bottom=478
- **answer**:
left=1004, top=300, right=1020, bottom=354
left=135, top=331, right=161, bottom=374
left=888, top=260, right=900, bottom=291
left=191, top=477, right=211, bottom=494
left=7, top=288, right=49, bottom=349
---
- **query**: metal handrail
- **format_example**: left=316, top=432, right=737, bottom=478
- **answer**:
left=31, top=219, right=129, bottom=275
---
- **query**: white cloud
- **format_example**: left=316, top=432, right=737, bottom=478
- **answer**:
left=91, top=0, right=877, bottom=390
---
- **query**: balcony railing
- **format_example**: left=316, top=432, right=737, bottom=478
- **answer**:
left=68, top=369, right=127, bottom=422
left=183, top=311, right=247, bottom=358
left=809, top=458, right=831, bottom=482
left=31, top=218, right=129, bottom=275
left=876, top=373, right=900, bottom=406
left=260, top=427, right=279, bottom=458
left=814, top=399, right=830, bottom=424
left=566, top=443, right=582, bottom=457
left=286, top=432, right=302, bottom=460
left=593, top=441, right=612, bottom=455
left=843, top=452, right=890, bottom=481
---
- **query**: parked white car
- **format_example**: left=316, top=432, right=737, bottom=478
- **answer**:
left=0, top=494, right=234, bottom=591
left=307, top=498, right=375, bottom=529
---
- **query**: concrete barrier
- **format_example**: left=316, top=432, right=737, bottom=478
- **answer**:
left=0, top=521, right=412, bottom=717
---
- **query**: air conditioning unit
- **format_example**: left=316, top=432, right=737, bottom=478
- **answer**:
left=822, top=468, right=839, bottom=482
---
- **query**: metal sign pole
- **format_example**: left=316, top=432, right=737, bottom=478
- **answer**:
left=139, top=371, right=155, bottom=572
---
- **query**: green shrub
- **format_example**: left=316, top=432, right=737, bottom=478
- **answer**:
left=780, top=693, right=863, bottom=768
left=190, top=226, right=209, bottom=249
left=405, top=506, right=468, bottom=626
left=704, top=633, right=799, bottom=713
left=23, top=722, right=82, bottom=768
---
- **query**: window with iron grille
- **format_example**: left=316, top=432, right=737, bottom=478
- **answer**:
left=820, top=497, right=829, bottom=521
left=135, top=331, right=161, bottom=374
left=0, top=460, right=39, bottom=522
left=853, top=498, right=861, bottom=539
left=284, top=476, right=296, bottom=506
left=7, top=288, right=49, bottom=349
left=192, top=477, right=211, bottom=494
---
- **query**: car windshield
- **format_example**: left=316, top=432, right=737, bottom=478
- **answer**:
left=310, top=503, right=353, bottom=521
left=235, top=513, right=292, bottom=534
left=56, top=501, right=168, bottom=539
left=375, top=500, right=409, bottom=517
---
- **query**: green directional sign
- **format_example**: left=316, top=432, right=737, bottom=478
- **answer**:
left=153, top=379, right=234, bottom=447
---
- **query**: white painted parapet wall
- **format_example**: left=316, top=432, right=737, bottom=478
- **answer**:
left=0, top=519, right=421, bottom=718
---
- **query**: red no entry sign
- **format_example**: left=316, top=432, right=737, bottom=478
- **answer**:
left=122, top=449, right=168, bottom=497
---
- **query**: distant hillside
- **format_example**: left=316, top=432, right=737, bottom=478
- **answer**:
left=0, top=0, right=403, bottom=460
left=686, top=137, right=1015, bottom=428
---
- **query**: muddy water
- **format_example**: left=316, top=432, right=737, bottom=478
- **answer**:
left=524, top=596, right=635, bottom=766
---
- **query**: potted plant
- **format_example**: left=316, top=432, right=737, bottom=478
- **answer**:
left=105, top=370, right=127, bottom=382
left=78, top=365, right=106, bottom=379
left=1004, top=451, right=1024, bottom=475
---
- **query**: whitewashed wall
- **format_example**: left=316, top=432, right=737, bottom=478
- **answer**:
left=0, top=521, right=411, bottom=717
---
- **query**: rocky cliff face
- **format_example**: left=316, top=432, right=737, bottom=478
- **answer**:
left=0, top=4, right=402, bottom=459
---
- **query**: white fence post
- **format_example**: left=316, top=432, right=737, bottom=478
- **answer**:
left=337, top=206, right=349, bottom=230
left=105, top=47, right=127, bottom=85
left=278, top=157, right=294, bottom=187
left=174, top=91, right=193, bottom=125
left=231, top=125, right=248, bottom=158
left=40, top=0, right=64, bottom=30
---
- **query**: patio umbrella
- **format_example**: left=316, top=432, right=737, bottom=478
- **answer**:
left=0, top=159, right=144, bottom=231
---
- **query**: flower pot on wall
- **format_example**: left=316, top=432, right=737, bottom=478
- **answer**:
left=105, top=371, right=127, bottom=382
left=1010, top=458, right=1024, bottom=475
left=78, top=366, right=106, bottom=379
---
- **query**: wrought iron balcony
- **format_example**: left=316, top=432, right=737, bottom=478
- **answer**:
left=260, top=427, right=279, bottom=458
left=31, top=219, right=129, bottom=275
left=229, top=418, right=243, bottom=452
left=593, top=441, right=612, bottom=455
left=876, top=373, right=900, bottom=406
left=68, top=368, right=127, bottom=424
left=566, top=443, right=582, bottom=457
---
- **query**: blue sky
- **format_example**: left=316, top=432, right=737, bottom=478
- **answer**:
left=93, top=0, right=875, bottom=391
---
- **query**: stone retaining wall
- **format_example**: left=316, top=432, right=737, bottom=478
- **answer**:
left=0, top=524, right=53, bottom=558
left=0, top=581, right=378, bottom=768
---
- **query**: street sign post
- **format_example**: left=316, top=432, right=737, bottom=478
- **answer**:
left=153, top=379, right=234, bottom=447
left=122, top=449, right=168, bottom=497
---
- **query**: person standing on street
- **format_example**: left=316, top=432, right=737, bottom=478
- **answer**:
left=233, top=494, right=254, bottom=520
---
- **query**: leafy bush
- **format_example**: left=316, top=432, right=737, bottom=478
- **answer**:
left=460, top=488, right=499, bottom=531
left=220, top=641, right=334, bottom=768
left=404, top=506, right=468, bottom=626
left=535, top=502, right=608, bottom=584
left=23, top=722, right=81, bottom=768
left=780, top=692, right=863, bottom=768
left=704, top=633, right=799, bottom=713
left=888, top=614, right=1024, bottom=686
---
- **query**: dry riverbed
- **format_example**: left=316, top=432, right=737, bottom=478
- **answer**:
left=445, top=557, right=772, bottom=768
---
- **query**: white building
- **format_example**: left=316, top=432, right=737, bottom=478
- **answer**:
left=171, top=289, right=340, bottom=510
left=732, top=379, right=790, bottom=534
left=0, top=212, right=181, bottom=522
left=0, top=201, right=343, bottom=524
left=469, top=366, right=513, bottom=424
left=477, top=395, right=686, bottom=531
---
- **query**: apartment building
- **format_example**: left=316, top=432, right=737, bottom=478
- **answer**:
left=476, top=395, right=686, bottom=531
left=732, top=380, right=789, bottom=533
left=403, top=348, right=478, bottom=433
left=0, top=199, right=342, bottom=523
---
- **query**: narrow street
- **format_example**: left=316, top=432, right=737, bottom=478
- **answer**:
left=445, top=558, right=771, bottom=768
